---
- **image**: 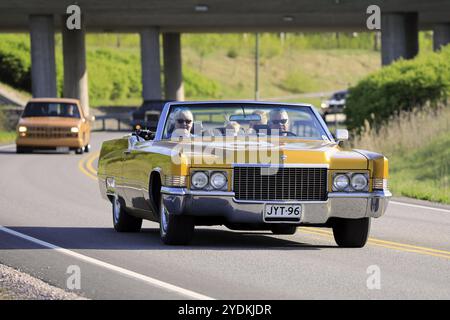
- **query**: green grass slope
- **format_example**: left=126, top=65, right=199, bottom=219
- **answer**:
left=389, top=134, right=449, bottom=203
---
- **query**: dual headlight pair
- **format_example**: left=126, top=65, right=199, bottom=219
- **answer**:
left=332, top=172, right=369, bottom=192
left=191, top=171, right=228, bottom=191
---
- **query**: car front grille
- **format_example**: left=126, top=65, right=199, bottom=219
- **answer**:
left=26, top=127, right=77, bottom=139
left=233, top=166, right=328, bottom=201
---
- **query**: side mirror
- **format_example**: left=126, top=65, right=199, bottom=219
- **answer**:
left=335, top=129, right=349, bottom=141
left=89, top=115, right=96, bottom=122
left=133, top=128, right=154, bottom=141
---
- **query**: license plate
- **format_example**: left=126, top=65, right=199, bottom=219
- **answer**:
left=264, top=204, right=302, bottom=222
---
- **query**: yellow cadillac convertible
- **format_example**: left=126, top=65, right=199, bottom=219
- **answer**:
left=98, top=101, right=391, bottom=246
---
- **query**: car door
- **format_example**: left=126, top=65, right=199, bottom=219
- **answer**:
left=122, top=136, right=154, bottom=212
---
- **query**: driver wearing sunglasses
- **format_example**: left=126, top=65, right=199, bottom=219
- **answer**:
left=268, top=109, right=290, bottom=134
left=170, top=108, right=194, bottom=138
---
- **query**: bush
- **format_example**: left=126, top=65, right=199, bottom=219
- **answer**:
left=345, top=45, right=450, bottom=133
left=226, top=48, right=238, bottom=59
left=0, top=35, right=32, bottom=91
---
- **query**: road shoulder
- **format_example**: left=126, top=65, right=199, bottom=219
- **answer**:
left=0, top=263, right=86, bottom=300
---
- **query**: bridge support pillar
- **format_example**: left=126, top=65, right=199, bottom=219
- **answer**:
left=62, top=21, right=89, bottom=115
left=140, top=28, right=162, bottom=101
left=163, top=33, right=184, bottom=101
left=381, top=12, right=418, bottom=65
left=433, top=23, right=450, bottom=51
left=29, top=15, right=57, bottom=98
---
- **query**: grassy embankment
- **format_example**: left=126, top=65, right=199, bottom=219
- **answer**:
left=353, top=106, right=449, bottom=204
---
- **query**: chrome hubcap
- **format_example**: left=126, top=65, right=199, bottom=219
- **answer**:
left=160, top=199, right=169, bottom=234
left=113, top=197, right=120, bottom=224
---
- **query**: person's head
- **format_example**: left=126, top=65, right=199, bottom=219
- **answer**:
left=249, top=110, right=267, bottom=129
left=66, top=104, right=74, bottom=116
left=268, top=109, right=289, bottom=132
left=173, top=108, right=194, bottom=132
left=225, top=121, right=240, bottom=136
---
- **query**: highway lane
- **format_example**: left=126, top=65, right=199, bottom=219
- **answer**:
left=0, top=132, right=449, bottom=299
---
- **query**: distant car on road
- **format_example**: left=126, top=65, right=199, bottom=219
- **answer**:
left=98, top=101, right=391, bottom=247
left=321, top=90, right=348, bottom=118
left=131, top=100, right=173, bottom=131
left=16, top=98, right=94, bottom=154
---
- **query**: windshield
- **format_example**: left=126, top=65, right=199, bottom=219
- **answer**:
left=331, top=91, right=347, bottom=100
left=162, top=103, right=330, bottom=140
left=22, top=102, right=81, bottom=118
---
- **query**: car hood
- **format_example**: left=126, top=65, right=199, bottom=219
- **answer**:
left=154, top=138, right=368, bottom=170
left=18, top=117, right=82, bottom=127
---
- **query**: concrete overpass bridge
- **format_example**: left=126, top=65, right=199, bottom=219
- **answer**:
left=0, top=0, right=449, bottom=115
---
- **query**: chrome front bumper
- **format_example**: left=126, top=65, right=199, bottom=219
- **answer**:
left=161, top=187, right=391, bottom=225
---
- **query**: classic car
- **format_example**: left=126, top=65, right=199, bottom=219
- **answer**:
left=130, top=99, right=173, bottom=131
left=320, top=90, right=348, bottom=118
left=16, top=98, right=94, bottom=154
left=98, top=101, right=391, bottom=247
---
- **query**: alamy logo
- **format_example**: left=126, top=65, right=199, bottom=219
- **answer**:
left=66, top=5, right=81, bottom=30
left=66, top=265, right=81, bottom=290
left=366, top=265, right=381, bottom=290
left=366, top=5, right=381, bottom=30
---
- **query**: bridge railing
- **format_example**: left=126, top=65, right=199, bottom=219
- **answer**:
left=92, top=113, right=133, bottom=132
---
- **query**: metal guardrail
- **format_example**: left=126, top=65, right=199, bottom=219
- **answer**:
left=93, top=113, right=133, bottom=131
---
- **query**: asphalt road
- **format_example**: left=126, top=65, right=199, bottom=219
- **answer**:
left=0, top=132, right=449, bottom=299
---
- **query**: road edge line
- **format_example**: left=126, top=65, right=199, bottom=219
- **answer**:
left=0, top=225, right=215, bottom=300
left=390, top=201, right=450, bottom=213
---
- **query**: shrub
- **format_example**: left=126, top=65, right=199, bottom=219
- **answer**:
left=0, top=36, right=32, bottom=91
left=345, top=45, right=450, bottom=133
left=226, top=48, right=238, bottom=59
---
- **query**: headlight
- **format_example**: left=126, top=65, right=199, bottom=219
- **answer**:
left=18, top=126, right=27, bottom=133
left=351, top=173, right=368, bottom=191
left=210, top=172, right=227, bottom=190
left=333, top=174, right=349, bottom=191
left=191, top=171, right=209, bottom=189
left=71, top=127, right=79, bottom=133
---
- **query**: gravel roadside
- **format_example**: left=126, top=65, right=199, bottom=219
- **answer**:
left=0, top=263, right=87, bottom=300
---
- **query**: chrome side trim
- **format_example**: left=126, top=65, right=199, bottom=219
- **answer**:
left=232, top=163, right=329, bottom=168
left=353, top=149, right=384, bottom=161
left=160, top=187, right=235, bottom=197
left=328, top=190, right=392, bottom=198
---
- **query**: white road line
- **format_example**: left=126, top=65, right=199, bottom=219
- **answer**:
left=0, top=225, right=214, bottom=300
left=390, top=201, right=450, bottom=213
left=0, top=144, right=15, bottom=150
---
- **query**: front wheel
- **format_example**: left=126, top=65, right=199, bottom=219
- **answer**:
left=112, top=196, right=142, bottom=232
left=160, top=196, right=194, bottom=245
left=332, top=218, right=370, bottom=248
left=75, top=147, right=84, bottom=154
